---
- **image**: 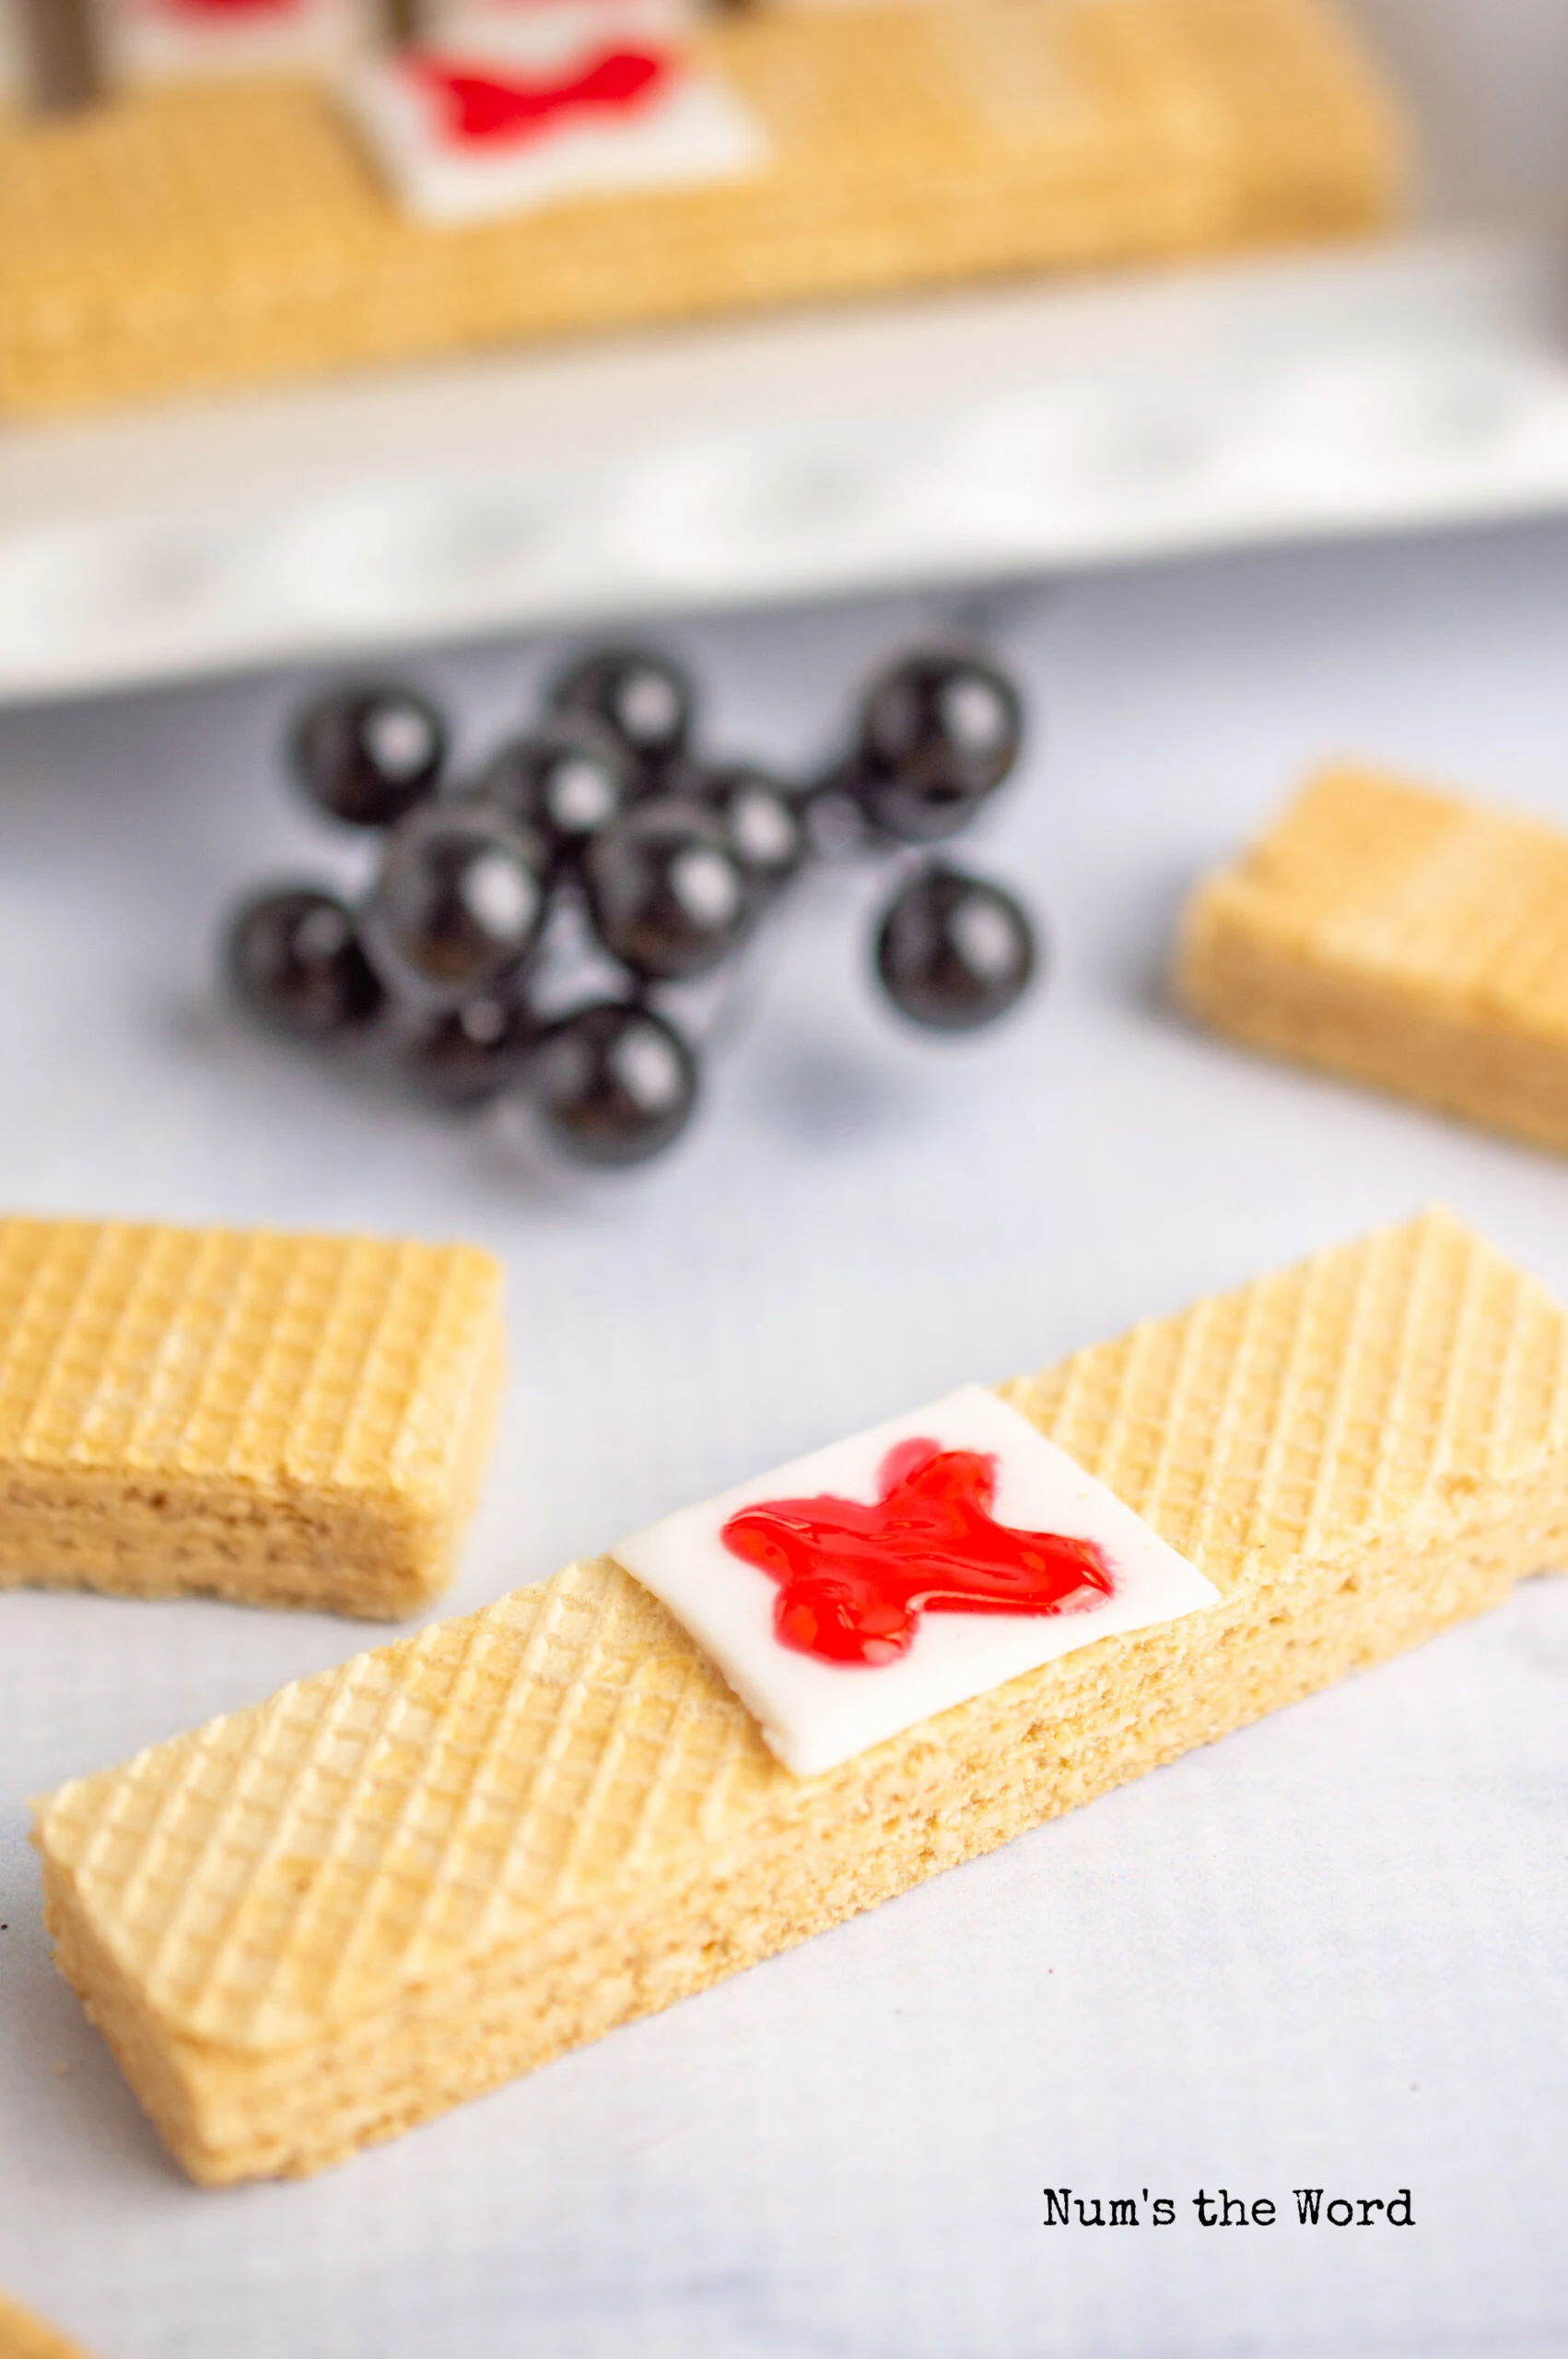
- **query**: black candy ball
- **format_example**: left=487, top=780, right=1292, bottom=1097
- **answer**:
left=473, top=717, right=638, bottom=859
left=290, top=683, right=448, bottom=828
left=361, top=800, right=551, bottom=1008
left=582, top=797, right=750, bottom=982
left=548, top=647, right=694, bottom=779
left=854, top=651, right=1023, bottom=843
left=225, top=886, right=384, bottom=1038
left=532, top=1002, right=699, bottom=1167
left=396, top=993, right=540, bottom=1109
left=701, top=765, right=807, bottom=890
left=874, top=864, right=1037, bottom=1032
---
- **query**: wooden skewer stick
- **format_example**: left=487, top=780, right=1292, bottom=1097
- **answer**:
left=380, top=0, right=429, bottom=41
left=18, top=0, right=107, bottom=112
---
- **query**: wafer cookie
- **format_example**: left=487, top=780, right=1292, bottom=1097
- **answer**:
left=34, top=1207, right=1568, bottom=2184
left=1176, top=765, right=1568, bottom=1156
left=0, top=2292, right=96, bottom=2359
left=0, top=0, right=1403, bottom=417
left=0, top=1215, right=504, bottom=1615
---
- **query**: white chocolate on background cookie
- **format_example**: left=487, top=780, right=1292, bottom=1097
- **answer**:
left=342, top=11, right=766, bottom=226
left=99, top=0, right=378, bottom=82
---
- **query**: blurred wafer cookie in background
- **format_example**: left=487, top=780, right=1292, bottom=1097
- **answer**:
left=0, top=0, right=1405, bottom=416
left=1177, top=767, right=1568, bottom=1156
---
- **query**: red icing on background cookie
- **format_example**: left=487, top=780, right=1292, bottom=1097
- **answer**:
left=412, top=46, right=669, bottom=147
left=722, top=1437, right=1116, bottom=1668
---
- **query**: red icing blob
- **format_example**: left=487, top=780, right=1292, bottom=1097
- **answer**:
left=413, top=46, right=669, bottom=148
left=721, top=1436, right=1116, bottom=1668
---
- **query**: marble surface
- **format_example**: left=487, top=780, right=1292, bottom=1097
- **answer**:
left=0, top=523, right=1565, bottom=2357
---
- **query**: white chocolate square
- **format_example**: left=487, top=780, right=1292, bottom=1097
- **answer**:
left=424, top=0, right=698, bottom=36
left=100, top=0, right=379, bottom=84
left=615, top=1385, right=1220, bottom=1778
left=342, top=11, right=766, bottom=227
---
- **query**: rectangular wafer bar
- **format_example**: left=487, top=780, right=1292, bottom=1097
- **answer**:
left=0, top=0, right=1404, bottom=417
left=0, top=1215, right=504, bottom=1615
left=1176, top=766, right=1568, bottom=1155
left=32, top=1208, right=1568, bottom=2183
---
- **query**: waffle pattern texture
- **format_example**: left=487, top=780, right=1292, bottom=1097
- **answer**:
left=0, top=0, right=1403, bottom=416
left=33, top=1210, right=1568, bottom=2182
left=0, top=2292, right=95, bottom=2359
left=1176, top=767, right=1568, bottom=1155
left=0, top=1215, right=505, bottom=1614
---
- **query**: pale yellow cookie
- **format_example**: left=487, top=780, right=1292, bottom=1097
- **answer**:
left=0, top=1215, right=504, bottom=1616
left=1176, top=765, right=1568, bottom=1155
left=0, top=0, right=1403, bottom=416
left=0, top=2290, right=97, bottom=2359
left=33, top=1208, right=1566, bottom=2184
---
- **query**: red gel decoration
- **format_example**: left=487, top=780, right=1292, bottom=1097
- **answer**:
left=721, top=1437, right=1116, bottom=1668
left=413, top=46, right=669, bottom=148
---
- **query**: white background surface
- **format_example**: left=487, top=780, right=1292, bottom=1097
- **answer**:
left=0, top=522, right=1566, bottom=2355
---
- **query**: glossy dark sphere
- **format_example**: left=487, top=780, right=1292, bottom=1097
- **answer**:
left=397, top=993, right=539, bottom=1109
left=874, top=864, right=1037, bottom=1032
left=532, top=1003, right=699, bottom=1167
left=290, top=683, right=448, bottom=828
left=473, top=717, right=638, bottom=860
left=853, top=651, right=1024, bottom=843
left=582, top=797, right=750, bottom=981
left=361, top=800, right=551, bottom=1009
left=548, top=647, right=695, bottom=780
left=225, top=886, right=384, bottom=1039
left=701, top=765, right=807, bottom=890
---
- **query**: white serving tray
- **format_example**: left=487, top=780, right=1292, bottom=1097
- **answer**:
left=2, top=0, right=1567, bottom=705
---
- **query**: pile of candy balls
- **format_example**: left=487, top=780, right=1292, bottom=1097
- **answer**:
left=225, top=643, right=1039, bottom=1166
